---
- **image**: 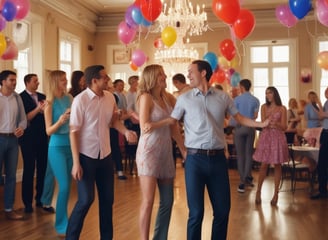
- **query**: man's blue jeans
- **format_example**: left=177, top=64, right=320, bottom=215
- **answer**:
left=66, top=153, right=114, bottom=240
left=0, top=136, right=19, bottom=210
left=184, top=151, right=231, bottom=240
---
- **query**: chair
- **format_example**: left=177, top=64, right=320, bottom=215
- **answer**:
left=281, top=132, right=313, bottom=193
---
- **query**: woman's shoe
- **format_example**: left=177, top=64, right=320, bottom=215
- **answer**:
left=255, top=191, right=261, bottom=204
left=271, top=193, right=278, bottom=206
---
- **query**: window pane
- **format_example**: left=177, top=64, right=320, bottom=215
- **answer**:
left=251, top=47, right=268, bottom=63
left=253, top=68, right=269, bottom=87
left=14, top=49, right=29, bottom=93
left=276, top=86, right=289, bottom=107
left=319, top=41, right=328, bottom=51
left=272, top=67, right=288, bottom=86
left=272, top=46, right=289, bottom=62
left=253, top=87, right=266, bottom=103
left=60, top=41, right=72, bottom=61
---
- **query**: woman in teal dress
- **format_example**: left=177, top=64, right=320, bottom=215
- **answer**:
left=44, top=70, right=73, bottom=236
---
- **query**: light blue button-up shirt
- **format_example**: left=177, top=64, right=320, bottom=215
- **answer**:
left=234, top=92, right=260, bottom=119
left=171, top=87, right=238, bottom=149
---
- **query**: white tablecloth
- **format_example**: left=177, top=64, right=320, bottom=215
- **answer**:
left=292, top=146, right=319, bottom=162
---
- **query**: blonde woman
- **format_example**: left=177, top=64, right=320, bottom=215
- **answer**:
left=136, top=64, right=185, bottom=240
left=44, top=70, right=73, bottom=237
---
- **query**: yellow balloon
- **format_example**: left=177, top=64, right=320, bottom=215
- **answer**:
left=0, top=33, right=7, bottom=57
left=317, top=51, right=328, bottom=70
left=161, top=26, right=177, bottom=47
left=229, top=57, right=239, bottom=68
left=218, top=56, right=229, bottom=70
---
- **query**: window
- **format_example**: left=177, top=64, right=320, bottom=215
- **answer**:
left=59, top=29, right=81, bottom=88
left=244, top=40, right=297, bottom=110
left=317, top=39, right=328, bottom=104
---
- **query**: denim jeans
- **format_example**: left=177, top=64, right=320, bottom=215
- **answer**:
left=0, top=136, right=19, bottom=210
left=184, top=151, right=231, bottom=240
left=66, top=153, right=114, bottom=240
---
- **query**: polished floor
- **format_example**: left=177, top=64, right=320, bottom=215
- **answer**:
left=0, top=161, right=327, bottom=240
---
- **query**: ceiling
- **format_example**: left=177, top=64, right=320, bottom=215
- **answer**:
left=76, top=0, right=286, bottom=14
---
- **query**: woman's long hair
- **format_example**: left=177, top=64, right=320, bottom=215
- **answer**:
left=46, top=70, right=66, bottom=103
left=69, top=70, right=84, bottom=97
left=265, top=86, right=282, bottom=106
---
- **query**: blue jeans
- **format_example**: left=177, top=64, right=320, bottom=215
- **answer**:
left=0, top=136, right=19, bottom=210
left=185, top=152, right=231, bottom=240
left=66, top=153, right=114, bottom=240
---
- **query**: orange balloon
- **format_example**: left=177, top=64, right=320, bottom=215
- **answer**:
left=129, top=61, right=138, bottom=71
left=317, top=51, right=328, bottom=70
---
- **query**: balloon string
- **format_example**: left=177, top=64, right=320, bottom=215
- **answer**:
left=305, top=17, right=315, bottom=39
left=144, top=26, right=151, bottom=40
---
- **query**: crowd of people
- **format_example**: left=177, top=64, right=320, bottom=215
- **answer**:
left=0, top=59, right=327, bottom=239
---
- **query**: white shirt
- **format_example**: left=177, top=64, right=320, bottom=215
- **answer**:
left=70, top=88, right=117, bottom=159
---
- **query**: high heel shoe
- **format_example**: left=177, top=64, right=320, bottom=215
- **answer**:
left=255, top=191, right=261, bottom=204
left=271, top=193, right=278, bottom=206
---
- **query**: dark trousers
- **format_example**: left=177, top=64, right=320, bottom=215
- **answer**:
left=184, top=151, right=231, bottom=240
left=318, top=130, right=328, bottom=194
left=66, top=154, right=114, bottom=240
left=110, top=128, right=123, bottom=172
left=20, top=141, right=48, bottom=207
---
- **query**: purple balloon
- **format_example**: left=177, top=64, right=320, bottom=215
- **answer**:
left=125, top=4, right=138, bottom=29
left=131, top=49, right=147, bottom=67
left=0, top=15, right=6, bottom=31
left=317, top=0, right=328, bottom=27
left=275, top=4, right=298, bottom=28
left=2, top=1, right=17, bottom=21
left=117, top=21, right=136, bottom=45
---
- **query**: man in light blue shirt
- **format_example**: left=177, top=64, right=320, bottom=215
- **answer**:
left=234, top=79, right=260, bottom=193
left=170, top=60, right=268, bottom=240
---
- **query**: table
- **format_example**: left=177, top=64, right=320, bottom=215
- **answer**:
left=292, top=146, right=319, bottom=163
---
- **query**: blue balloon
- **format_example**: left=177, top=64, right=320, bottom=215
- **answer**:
left=2, top=1, right=17, bottom=21
left=203, top=52, right=218, bottom=71
left=141, top=18, right=152, bottom=27
left=231, top=72, right=241, bottom=87
left=289, top=0, right=312, bottom=19
left=132, top=6, right=143, bottom=25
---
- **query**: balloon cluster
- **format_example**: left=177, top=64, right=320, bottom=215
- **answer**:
left=212, top=0, right=255, bottom=40
left=203, top=38, right=240, bottom=87
left=117, top=0, right=163, bottom=70
left=0, top=0, right=30, bottom=60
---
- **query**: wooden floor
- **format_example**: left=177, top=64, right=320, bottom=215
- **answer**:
left=1, top=161, right=328, bottom=240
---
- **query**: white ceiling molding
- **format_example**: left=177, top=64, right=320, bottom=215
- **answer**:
left=38, top=0, right=98, bottom=32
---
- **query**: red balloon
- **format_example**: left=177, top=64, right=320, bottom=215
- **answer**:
left=212, top=0, right=240, bottom=24
left=140, top=0, right=162, bottom=22
left=1, top=36, right=18, bottom=60
left=210, top=68, right=226, bottom=84
left=233, top=9, right=255, bottom=40
left=219, top=39, right=236, bottom=61
left=154, top=37, right=163, bottom=49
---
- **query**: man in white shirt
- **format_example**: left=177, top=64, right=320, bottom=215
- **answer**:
left=0, top=70, right=27, bottom=220
left=66, top=65, right=137, bottom=239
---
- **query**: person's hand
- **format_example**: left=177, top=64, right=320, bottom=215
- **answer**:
left=262, top=118, right=270, bottom=128
left=59, top=108, right=70, bottom=124
left=71, top=163, right=83, bottom=181
left=14, top=127, right=24, bottom=138
left=38, top=100, right=47, bottom=113
left=125, top=130, right=138, bottom=144
left=143, top=122, right=153, bottom=133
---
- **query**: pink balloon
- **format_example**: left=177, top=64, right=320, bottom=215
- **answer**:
left=316, top=0, right=328, bottom=27
left=1, top=37, right=18, bottom=60
left=131, top=49, right=146, bottom=67
left=275, top=4, right=298, bottom=28
left=117, top=21, right=136, bottom=45
left=0, top=15, right=6, bottom=31
left=0, top=0, right=5, bottom=9
left=11, top=0, right=30, bottom=20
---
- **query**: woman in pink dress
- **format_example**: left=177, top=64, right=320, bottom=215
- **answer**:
left=136, top=64, right=186, bottom=240
left=253, top=86, right=288, bottom=206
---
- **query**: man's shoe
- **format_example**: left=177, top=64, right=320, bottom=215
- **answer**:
left=5, top=210, right=24, bottom=220
left=24, top=206, right=33, bottom=213
left=43, top=206, right=55, bottom=213
left=36, top=201, right=42, bottom=208
left=118, top=175, right=127, bottom=180
left=246, top=176, right=254, bottom=187
left=310, top=193, right=328, bottom=200
left=238, top=184, right=245, bottom=193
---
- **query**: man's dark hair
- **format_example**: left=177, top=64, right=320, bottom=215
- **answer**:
left=192, top=60, right=213, bottom=82
left=24, top=73, right=37, bottom=85
left=172, top=73, right=186, bottom=84
left=113, top=79, right=124, bottom=87
left=239, top=79, right=251, bottom=91
left=84, top=65, right=104, bottom=86
left=0, top=70, right=16, bottom=86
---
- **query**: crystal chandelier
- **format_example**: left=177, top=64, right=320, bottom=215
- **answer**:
left=154, top=0, right=208, bottom=64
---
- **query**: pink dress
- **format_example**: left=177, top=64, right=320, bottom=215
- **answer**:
left=136, top=100, right=175, bottom=179
left=253, top=110, right=288, bottom=164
